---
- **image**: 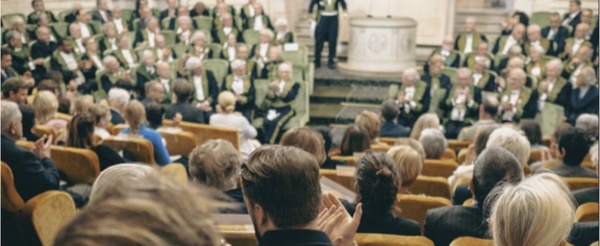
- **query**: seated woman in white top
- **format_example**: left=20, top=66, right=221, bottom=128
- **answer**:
left=209, top=91, right=259, bottom=160
left=89, top=104, right=112, bottom=139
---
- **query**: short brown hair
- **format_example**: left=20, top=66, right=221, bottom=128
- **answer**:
left=241, top=145, right=321, bottom=228
left=54, top=174, right=223, bottom=245
left=188, top=139, right=241, bottom=191
left=173, top=79, right=193, bottom=102
left=387, top=146, right=423, bottom=187
left=355, top=110, right=381, bottom=142
left=280, top=127, right=326, bottom=165
left=340, top=125, right=371, bottom=156
left=73, top=95, right=94, bottom=115
left=89, top=104, right=110, bottom=125
left=2, top=77, right=30, bottom=98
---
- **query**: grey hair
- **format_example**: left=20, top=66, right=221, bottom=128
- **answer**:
left=108, top=88, right=130, bottom=107
left=231, top=59, right=245, bottom=70
left=527, top=24, right=541, bottom=33
left=191, top=31, right=206, bottom=42
left=69, top=22, right=80, bottom=33
left=579, top=67, right=598, bottom=86
left=546, top=58, right=563, bottom=71
left=10, top=16, right=23, bottom=25
left=476, top=56, right=491, bottom=69
left=177, top=15, right=192, bottom=25
left=1, top=100, right=22, bottom=135
left=101, top=22, right=115, bottom=34
left=418, top=128, right=447, bottom=159
left=402, top=68, right=419, bottom=81
left=508, top=45, right=522, bottom=55
left=473, top=146, right=524, bottom=204
left=530, top=45, right=545, bottom=56
left=278, top=62, right=292, bottom=73
left=89, top=164, right=156, bottom=204
left=102, top=55, right=118, bottom=67
left=5, top=31, right=20, bottom=42
left=260, top=29, right=274, bottom=39
left=185, top=57, right=203, bottom=70
left=486, top=127, right=531, bottom=167
left=575, top=113, right=599, bottom=139
left=141, top=49, right=154, bottom=60
left=275, top=18, right=288, bottom=27
left=457, top=67, right=472, bottom=78
left=490, top=173, right=574, bottom=246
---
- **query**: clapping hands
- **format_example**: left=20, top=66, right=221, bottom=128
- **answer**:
left=317, top=193, right=362, bottom=246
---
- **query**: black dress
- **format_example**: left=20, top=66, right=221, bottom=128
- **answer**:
left=93, top=144, right=126, bottom=171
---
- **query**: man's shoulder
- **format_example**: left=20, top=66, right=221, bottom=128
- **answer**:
left=427, top=205, right=480, bottom=221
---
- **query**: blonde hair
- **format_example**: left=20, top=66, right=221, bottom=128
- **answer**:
left=393, top=138, right=426, bottom=161
left=490, top=173, right=574, bottom=246
left=487, top=127, right=531, bottom=167
left=188, top=139, right=241, bottom=191
left=355, top=110, right=381, bottom=142
left=32, top=90, right=59, bottom=124
left=89, top=164, right=156, bottom=204
left=122, top=100, right=146, bottom=134
left=73, top=95, right=94, bottom=115
left=387, top=146, right=422, bottom=187
left=217, top=91, right=236, bottom=114
left=55, top=173, right=224, bottom=246
left=410, top=113, right=440, bottom=139
left=89, top=104, right=110, bottom=126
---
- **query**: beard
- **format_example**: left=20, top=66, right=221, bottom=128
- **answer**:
left=248, top=205, right=263, bottom=242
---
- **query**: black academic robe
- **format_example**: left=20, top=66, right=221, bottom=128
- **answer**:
left=541, top=26, right=570, bottom=46
left=30, top=40, right=57, bottom=81
left=563, top=12, right=582, bottom=36
left=91, top=10, right=113, bottom=24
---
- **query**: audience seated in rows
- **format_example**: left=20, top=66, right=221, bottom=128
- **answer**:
left=120, top=100, right=170, bottom=165
left=419, top=128, right=448, bottom=160
left=379, top=100, right=410, bottom=138
left=544, top=126, right=596, bottom=178
left=387, top=146, right=423, bottom=194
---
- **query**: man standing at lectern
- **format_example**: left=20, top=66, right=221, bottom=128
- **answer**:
left=309, top=0, right=348, bottom=69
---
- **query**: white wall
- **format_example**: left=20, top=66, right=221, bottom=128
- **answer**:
left=512, top=0, right=598, bottom=15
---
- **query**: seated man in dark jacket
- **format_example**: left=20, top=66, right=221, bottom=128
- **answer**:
left=0, top=101, right=59, bottom=202
left=546, top=127, right=597, bottom=178
left=379, top=100, right=410, bottom=138
left=165, top=79, right=204, bottom=124
left=424, top=147, right=524, bottom=246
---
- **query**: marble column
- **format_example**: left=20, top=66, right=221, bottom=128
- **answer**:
left=338, top=17, right=417, bottom=76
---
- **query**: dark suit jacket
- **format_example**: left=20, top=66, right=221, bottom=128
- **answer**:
left=92, top=10, right=112, bottom=24
left=541, top=26, right=570, bottom=46
left=342, top=200, right=420, bottom=236
left=380, top=121, right=411, bottom=138
left=93, top=144, right=125, bottom=171
left=110, top=109, right=125, bottom=125
left=30, top=40, right=57, bottom=81
left=19, top=103, right=38, bottom=141
left=549, top=164, right=598, bottom=178
left=159, top=9, right=178, bottom=23
left=573, top=188, right=599, bottom=206
left=0, top=135, right=60, bottom=202
left=569, top=222, right=599, bottom=246
left=563, top=12, right=581, bottom=36
left=567, top=86, right=599, bottom=124
left=165, top=102, right=205, bottom=124
left=424, top=204, right=489, bottom=246
left=223, top=188, right=248, bottom=214
left=1, top=67, right=19, bottom=83
left=135, top=65, right=158, bottom=99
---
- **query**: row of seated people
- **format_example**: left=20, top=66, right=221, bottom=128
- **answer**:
left=387, top=56, right=598, bottom=139
left=2, top=93, right=598, bottom=245
left=2, top=0, right=288, bottom=45
left=1, top=22, right=296, bottom=86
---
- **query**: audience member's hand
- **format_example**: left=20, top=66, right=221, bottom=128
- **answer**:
left=319, top=193, right=362, bottom=246
left=269, top=81, right=279, bottom=91
left=22, top=72, right=35, bottom=87
left=540, top=81, right=549, bottom=93
left=501, top=101, right=513, bottom=111
left=396, top=92, right=405, bottom=103
left=34, top=135, right=53, bottom=159
left=173, top=113, right=182, bottom=126
left=464, top=144, right=476, bottom=164
left=540, top=149, right=552, bottom=162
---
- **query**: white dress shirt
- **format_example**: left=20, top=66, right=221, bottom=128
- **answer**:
left=223, top=27, right=232, bottom=36
left=401, top=87, right=417, bottom=114
left=572, top=38, right=584, bottom=55
left=146, top=66, right=155, bottom=75
left=579, top=87, right=589, bottom=99
left=570, top=63, right=585, bottom=85
left=161, top=78, right=171, bottom=93
left=546, top=28, right=557, bottom=40
left=563, top=12, right=580, bottom=26
left=538, top=79, right=556, bottom=111
left=109, top=38, right=118, bottom=50
left=253, top=16, right=265, bottom=31
left=90, top=54, right=104, bottom=69
left=60, top=52, right=78, bottom=71
left=113, top=19, right=125, bottom=33
left=259, top=43, right=269, bottom=59
left=232, top=76, right=245, bottom=95
left=464, top=34, right=473, bottom=54
left=531, top=65, right=541, bottom=77
left=147, top=31, right=156, bottom=47
left=194, top=75, right=205, bottom=101
left=502, top=36, right=517, bottom=55
left=99, top=10, right=109, bottom=22
left=75, top=38, right=86, bottom=53
left=277, top=80, right=286, bottom=95
left=79, top=22, right=92, bottom=38
left=501, top=90, right=520, bottom=121
left=121, top=49, right=135, bottom=68
left=248, top=4, right=255, bottom=17
left=227, top=47, right=236, bottom=62
left=472, top=73, right=483, bottom=87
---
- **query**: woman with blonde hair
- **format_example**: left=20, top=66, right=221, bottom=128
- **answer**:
left=188, top=139, right=246, bottom=213
left=489, top=173, right=575, bottom=246
left=393, top=138, right=426, bottom=160
left=88, top=163, right=156, bottom=204
left=209, top=91, right=258, bottom=160
left=119, top=100, right=170, bottom=166
left=409, top=113, right=441, bottom=139
left=32, top=90, right=68, bottom=133
left=355, top=110, right=386, bottom=147
left=89, top=104, right=112, bottom=139
left=72, top=95, right=94, bottom=115
left=387, top=146, right=423, bottom=194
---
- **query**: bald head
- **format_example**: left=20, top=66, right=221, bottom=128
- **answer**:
left=157, top=62, right=170, bottom=78
left=546, top=59, right=564, bottom=79
left=527, top=24, right=541, bottom=42
left=575, top=23, right=590, bottom=39
left=457, top=68, right=472, bottom=86
left=402, top=68, right=419, bottom=86
left=465, top=16, right=476, bottom=33
left=442, top=36, right=454, bottom=50
left=508, top=68, right=526, bottom=90
left=507, top=57, right=524, bottom=70
left=512, top=24, right=526, bottom=40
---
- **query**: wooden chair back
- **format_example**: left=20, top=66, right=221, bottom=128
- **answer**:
left=408, top=176, right=452, bottom=199
left=563, top=178, right=599, bottom=191
left=163, top=120, right=241, bottom=150
left=356, top=233, right=434, bottom=246
left=22, top=191, right=76, bottom=246
left=331, top=156, right=359, bottom=166
left=441, top=148, right=456, bottom=161
left=462, top=198, right=475, bottom=206
left=529, top=149, right=550, bottom=164
left=110, top=124, right=129, bottom=135
left=16, top=140, right=35, bottom=150
left=449, top=236, right=494, bottom=246
left=1, top=162, right=26, bottom=212
left=457, top=148, right=468, bottom=164
left=371, top=144, right=391, bottom=153
left=50, top=146, right=101, bottom=184
left=422, top=159, right=458, bottom=178
left=574, top=202, right=599, bottom=222
left=219, top=225, right=258, bottom=246
left=103, top=136, right=156, bottom=165
left=157, top=128, right=197, bottom=156
left=160, top=163, right=189, bottom=185
left=55, top=113, right=73, bottom=122
left=380, top=137, right=407, bottom=146
left=447, top=140, right=471, bottom=152
left=32, top=125, right=57, bottom=141
left=395, top=194, right=452, bottom=228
